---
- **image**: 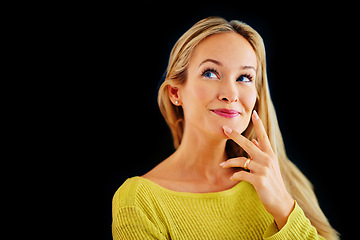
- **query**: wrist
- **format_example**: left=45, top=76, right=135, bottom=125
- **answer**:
left=273, top=197, right=295, bottom=230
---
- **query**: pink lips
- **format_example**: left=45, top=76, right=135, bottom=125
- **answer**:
left=211, top=109, right=240, bottom=118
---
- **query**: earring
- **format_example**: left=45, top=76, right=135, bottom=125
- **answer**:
left=175, top=101, right=179, bottom=105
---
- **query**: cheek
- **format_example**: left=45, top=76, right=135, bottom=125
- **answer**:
left=240, top=88, right=257, bottom=112
left=193, top=85, right=212, bottom=101
left=182, top=81, right=214, bottom=104
left=180, top=82, right=216, bottom=125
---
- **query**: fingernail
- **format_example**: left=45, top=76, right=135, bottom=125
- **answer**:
left=223, top=126, right=232, bottom=134
left=253, top=110, right=259, bottom=119
left=220, top=161, right=226, bottom=167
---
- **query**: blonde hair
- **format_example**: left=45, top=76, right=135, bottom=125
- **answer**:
left=158, top=16, right=339, bottom=239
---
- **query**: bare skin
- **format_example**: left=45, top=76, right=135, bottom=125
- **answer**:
left=143, top=32, right=294, bottom=229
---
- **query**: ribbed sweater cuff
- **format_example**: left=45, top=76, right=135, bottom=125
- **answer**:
left=263, top=201, right=323, bottom=240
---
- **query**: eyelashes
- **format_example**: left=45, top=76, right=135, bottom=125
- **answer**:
left=201, top=68, right=219, bottom=79
left=201, top=68, right=254, bottom=82
left=238, top=73, right=253, bottom=82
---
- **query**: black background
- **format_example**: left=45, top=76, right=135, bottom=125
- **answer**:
left=57, top=3, right=357, bottom=239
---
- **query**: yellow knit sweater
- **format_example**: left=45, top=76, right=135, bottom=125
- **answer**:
left=112, top=177, right=324, bottom=239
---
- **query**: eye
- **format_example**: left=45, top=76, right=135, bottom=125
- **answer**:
left=237, top=74, right=253, bottom=82
left=202, top=69, right=219, bottom=79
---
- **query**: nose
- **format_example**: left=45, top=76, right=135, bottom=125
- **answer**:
left=218, top=81, right=239, bottom=103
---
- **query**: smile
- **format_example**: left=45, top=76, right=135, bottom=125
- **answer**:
left=211, top=109, right=240, bottom=118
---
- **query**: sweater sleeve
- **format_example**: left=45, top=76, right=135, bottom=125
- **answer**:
left=112, top=206, right=167, bottom=240
left=263, top=201, right=325, bottom=240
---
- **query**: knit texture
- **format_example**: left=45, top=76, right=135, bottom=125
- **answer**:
left=112, top=177, right=324, bottom=239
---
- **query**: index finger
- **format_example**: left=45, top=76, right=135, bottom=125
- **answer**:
left=252, top=110, right=273, bottom=153
left=222, top=125, right=261, bottom=159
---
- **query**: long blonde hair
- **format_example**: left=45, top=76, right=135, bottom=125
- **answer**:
left=158, top=16, right=339, bottom=239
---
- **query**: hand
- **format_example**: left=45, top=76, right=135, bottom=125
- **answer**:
left=221, top=110, right=295, bottom=229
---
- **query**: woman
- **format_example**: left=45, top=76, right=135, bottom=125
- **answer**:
left=112, top=17, right=339, bottom=239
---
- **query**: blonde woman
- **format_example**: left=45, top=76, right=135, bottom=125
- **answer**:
left=112, top=17, right=339, bottom=239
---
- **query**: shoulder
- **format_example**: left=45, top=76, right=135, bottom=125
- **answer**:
left=112, top=177, right=169, bottom=239
left=112, top=177, right=144, bottom=208
left=112, top=176, right=165, bottom=211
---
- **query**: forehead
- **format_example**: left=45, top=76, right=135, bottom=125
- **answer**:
left=189, top=32, right=257, bottom=70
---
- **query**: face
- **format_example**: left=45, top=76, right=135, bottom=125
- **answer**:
left=170, top=32, right=258, bottom=139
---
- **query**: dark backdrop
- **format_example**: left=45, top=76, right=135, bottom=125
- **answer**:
left=69, top=3, right=356, bottom=239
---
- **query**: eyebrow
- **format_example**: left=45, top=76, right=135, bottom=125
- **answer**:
left=199, top=59, right=223, bottom=67
left=198, top=58, right=256, bottom=71
left=241, top=65, right=256, bottom=71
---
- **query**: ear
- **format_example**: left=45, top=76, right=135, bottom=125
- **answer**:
left=168, top=84, right=181, bottom=106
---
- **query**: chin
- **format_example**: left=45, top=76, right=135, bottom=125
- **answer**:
left=209, top=111, right=250, bottom=133
left=192, top=114, right=251, bottom=139
left=208, top=121, right=248, bottom=139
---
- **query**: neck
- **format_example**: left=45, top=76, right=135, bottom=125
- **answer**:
left=169, top=124, right=229, bottom=183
